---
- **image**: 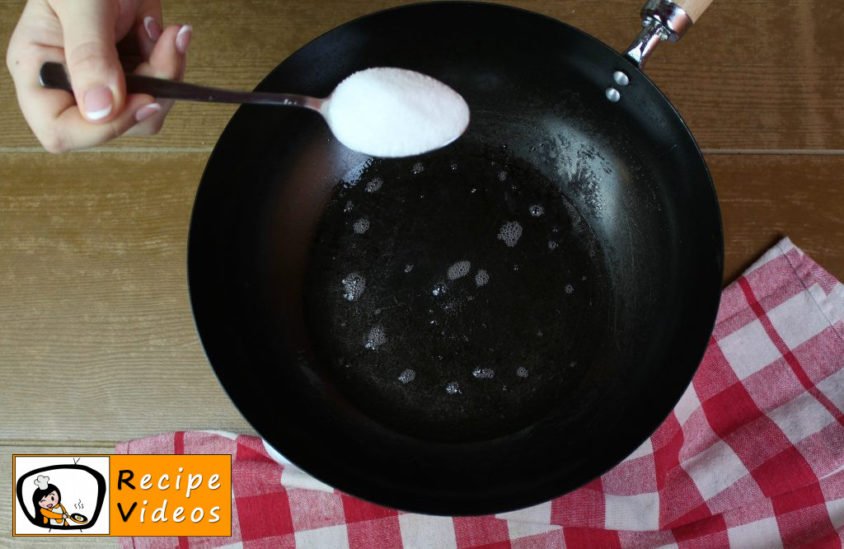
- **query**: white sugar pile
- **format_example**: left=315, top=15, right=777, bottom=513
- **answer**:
left=324, top=68, right=470, bottom=158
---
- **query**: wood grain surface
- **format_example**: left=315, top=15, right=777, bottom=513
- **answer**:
left=0, top=152, right=254, bottom=439
left=1, top=0, right=842, bottom=543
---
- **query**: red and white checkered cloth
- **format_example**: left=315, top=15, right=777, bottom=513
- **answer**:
left=118, top=237, right=844, bottom=548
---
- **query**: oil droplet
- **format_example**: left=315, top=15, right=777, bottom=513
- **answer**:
left=445, top=381, right=462, bottom=395
left=447, top=260, right=471, bottom=280
left=398, top=369, right=416, bottom=384
left=353, top=217, right=370, bottom=234
left=516, top=367, right=529, bottom=378
left=497, top=221, right=523, bottom=247
left=341, top=272, right=366, bottom=301
left=472, top=367, right=495, bottom=379
left=529, top=204, right=545, bottom=217
left=364, top=325, right=386, bottom=350
left=475, top=269, right=490, bottom=287
left=364, top=177, right=383, bottom=193
left=432, top=282, right=447, bottom=297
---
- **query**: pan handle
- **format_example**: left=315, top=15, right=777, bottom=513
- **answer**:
left=674, top=0, right=714, bottom=23
left=625, top=0, right=713, bottom=68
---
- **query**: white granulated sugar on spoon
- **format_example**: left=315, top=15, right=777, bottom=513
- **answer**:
left=323, top=67, right=470, bottom=158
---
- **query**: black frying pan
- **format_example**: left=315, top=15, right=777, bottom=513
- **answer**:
left=188, top=1, right=722, bottom=515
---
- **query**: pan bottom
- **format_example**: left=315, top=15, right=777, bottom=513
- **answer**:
left=305, top=143, right=611, bottom=442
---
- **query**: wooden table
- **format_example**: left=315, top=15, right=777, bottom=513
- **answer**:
left=1, top=0, right=842, bottom=542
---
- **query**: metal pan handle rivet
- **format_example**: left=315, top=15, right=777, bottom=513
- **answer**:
left=605, top=88, right=621, bottom=102
left=613, top=71, right=630, bottom=86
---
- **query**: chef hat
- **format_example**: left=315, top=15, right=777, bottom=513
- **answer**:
left=34, top=475, right=50, bottom=490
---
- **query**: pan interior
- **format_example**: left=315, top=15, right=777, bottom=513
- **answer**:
left=305, top=141, right=611, bottom=442
left=189, top=1, right=722, bottom=514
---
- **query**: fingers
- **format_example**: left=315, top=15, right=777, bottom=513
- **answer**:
left=24, top=87, right=155, bottom=153
left=49, top=0, right=125, bottom=122
left=135, top=0, right=163, bottom=61
left=7, top=0, right=188, bottom=151
left=124, top=23, right=190, bottom=137
left=6, top=10, right=146, bottom=151
left=6, top=3, right=71, bottom=151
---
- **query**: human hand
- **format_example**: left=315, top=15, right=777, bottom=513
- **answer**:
left=6, top=0, right=191, bottom=152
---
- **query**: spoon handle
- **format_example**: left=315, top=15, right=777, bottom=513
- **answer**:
left=39, top=62, right=323, bottom=111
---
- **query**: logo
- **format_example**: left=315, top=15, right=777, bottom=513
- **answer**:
left=13, top=456, right=109, bottom=536
left=13, top=454, right=231, bottom=537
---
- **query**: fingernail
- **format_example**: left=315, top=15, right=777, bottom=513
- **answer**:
left=143, top=16, right=162, bottom=41
left=176, top=24, right=192, bottom=55
left=83, top=86, right=113, bottom=121
left=135, top=102, right=162, bottom=123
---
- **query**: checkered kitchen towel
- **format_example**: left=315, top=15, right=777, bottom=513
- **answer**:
left=118, top=237, right=844, bottom=548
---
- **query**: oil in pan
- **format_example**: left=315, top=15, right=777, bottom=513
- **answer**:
left=305, top=142, right=611, bottom=442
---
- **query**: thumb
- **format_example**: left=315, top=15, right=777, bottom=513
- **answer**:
left=52, top=0, right=125, bottom=122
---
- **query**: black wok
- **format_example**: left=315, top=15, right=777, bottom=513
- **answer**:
left=188, top=1, right=723, bottom=515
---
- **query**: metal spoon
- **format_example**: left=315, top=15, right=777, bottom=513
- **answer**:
left=38, top=62, right=470, bottom=157
left=39, top=61, right=323, bottom=111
